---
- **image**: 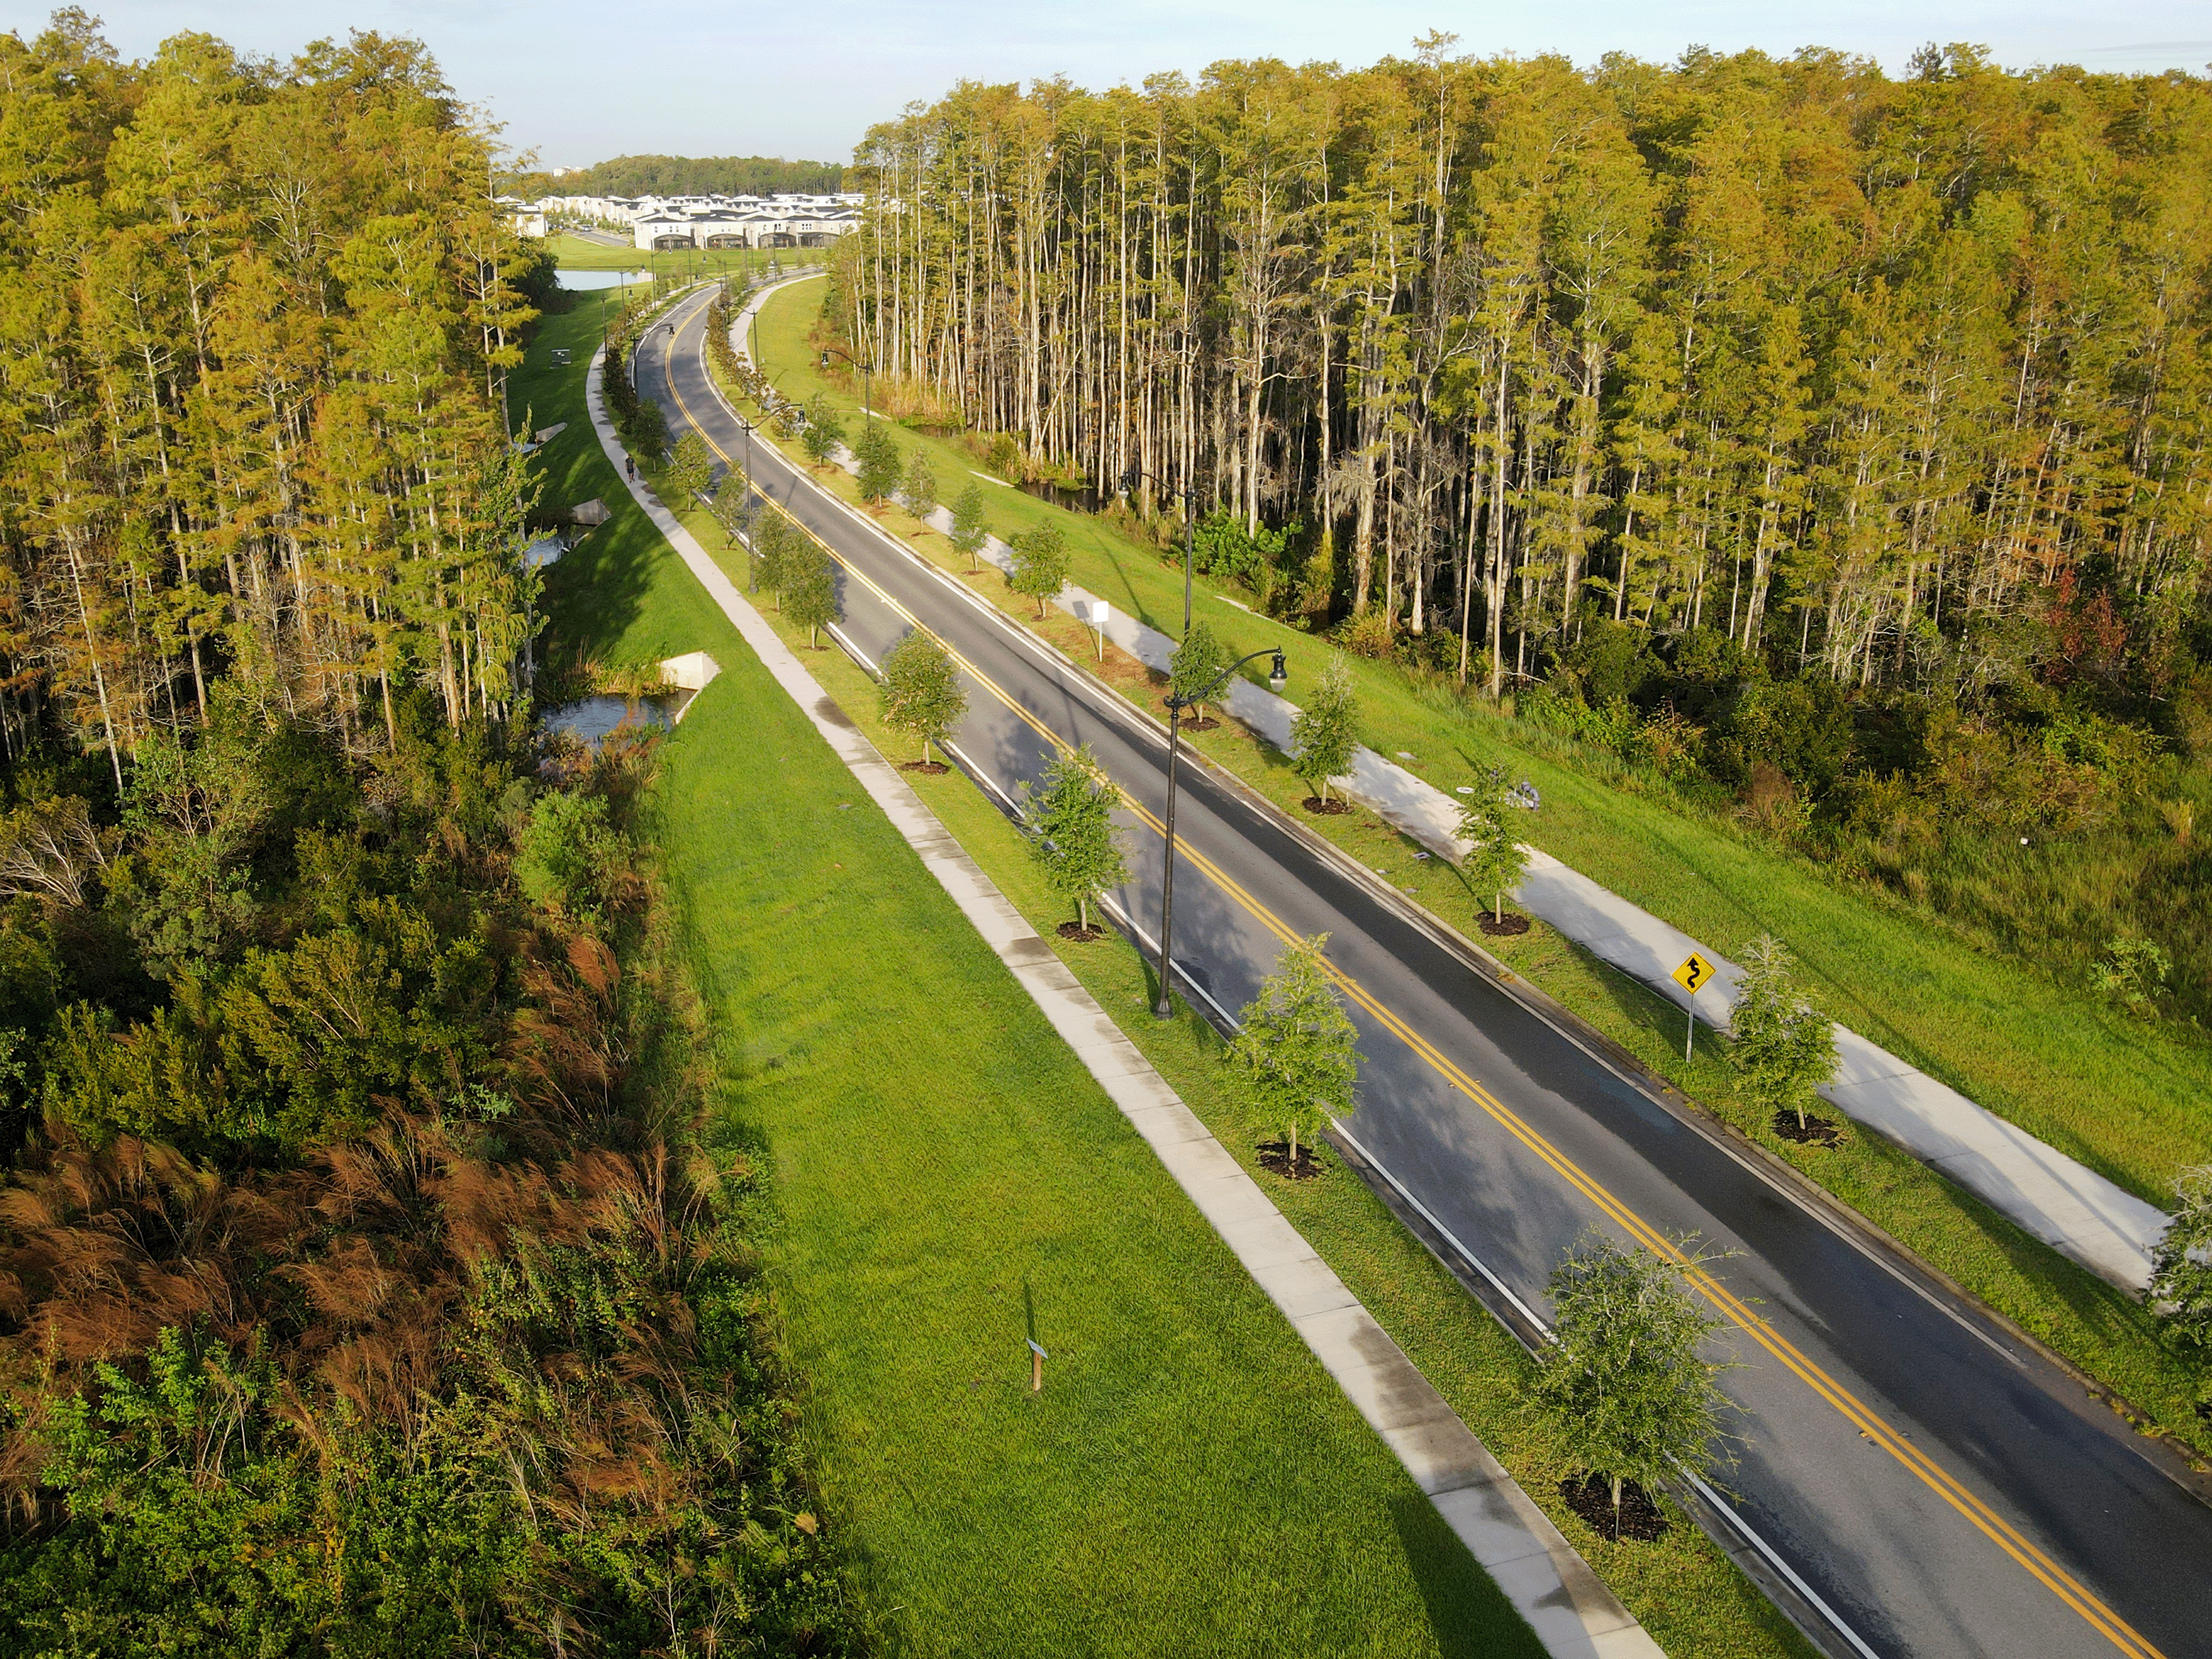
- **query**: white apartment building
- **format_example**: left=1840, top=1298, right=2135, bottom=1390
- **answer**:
left=534, top=192, right=864, bottom=250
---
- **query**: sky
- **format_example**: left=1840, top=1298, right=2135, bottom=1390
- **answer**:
left=11, top=1, right=2211, bottom=170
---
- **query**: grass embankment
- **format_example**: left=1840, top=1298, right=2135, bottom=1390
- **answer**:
left=520, top=282, right=1546, bottom=1656
left=661, top=488, right=1818, bottom=1659
left=545, top=231, right=814, bottom=282
left=729, top=276, right=2212, bottom=1455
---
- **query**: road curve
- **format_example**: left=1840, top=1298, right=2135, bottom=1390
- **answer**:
left=635, top=283, right=2212, bottom=1659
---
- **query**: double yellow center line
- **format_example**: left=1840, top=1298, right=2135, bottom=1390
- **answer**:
left=652, top=299, right=2168, bottom=1659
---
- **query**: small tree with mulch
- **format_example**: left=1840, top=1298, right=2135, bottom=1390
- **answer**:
left=1458, top=767, right=1530, bottom=927
left=949, top=481, right=989, bottom=573
left=1021, top=743, right=1127, bottom=935
left=749, top=510, right=792, bottom=604
left=1533, top=1228, right=1738, bottom=1540
left=783, top=543, right=838, bottom=649
left=902, top=449, right=938, bottom=522
left=877, top=631, right=966, bottom=767
left=1230, top=933, right=1358, bottom=1176
left=1290, top=656, right=1359, bottom=809
left=799, top=394, right=845, bottom=467
left=854, top=419, right=901, bottom=502
left=1727, top=936, right=1839, bottom=1137
left=1169, top=620, right=1231, bottom=724
left=1007, top=522, right=1071, bottom=617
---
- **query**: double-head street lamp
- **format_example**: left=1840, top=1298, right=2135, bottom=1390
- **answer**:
left=1155, top=646, right=1287, bottom=1019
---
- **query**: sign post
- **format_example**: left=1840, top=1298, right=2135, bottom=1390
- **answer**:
left=1088, top=599, right=1110, bottom=662
left=1672, top=950, right=1715, bottom=1062
left=1027, top=1337, right=1048, bottom=1393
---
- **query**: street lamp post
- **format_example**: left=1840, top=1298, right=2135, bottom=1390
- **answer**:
left=1155, top=647, right=1287, bottom=1019
left=1122, top=467, right=1198, bottom=635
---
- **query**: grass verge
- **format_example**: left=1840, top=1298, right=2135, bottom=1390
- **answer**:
left=519, top=289, right=1551, bottom=1656
left=727, top=276, right=2212, bottom=1456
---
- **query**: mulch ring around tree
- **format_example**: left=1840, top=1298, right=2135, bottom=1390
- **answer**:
left=1558, top=1474, right=1669, bottom=1543
left=1256, top=1139, right=1327, bottom=1181
left=898, top=760, right=950, bottom=774
left=1772, top=1109, right=1848, bottom=1148
left=1055, top=922, right=1107, bottom=943
left=1179, top=715, right=1220, bottom=732
left=1301, top=796, right=1353, bottom=815
left=1477, top=913, right=1532, bottom=937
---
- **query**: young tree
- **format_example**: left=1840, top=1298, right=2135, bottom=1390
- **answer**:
left=1022, top=744, right=1128, bottom=933
left=1169, top=620, right=1231, bottom=723
left=1727, top=936, right=1839, bottom=1133
left=1230, top=933, right=1359, bottom=1173
left=709, top=467, right=753, bottom=548
left=1531, top=1229, right=1738, bottom=1538
left=876, top=631, right=966, bottom=765
left=855, top=419, right=901, bottom=502
left=1006, top=522, right=1070, bottom=617
left=783, top=544, right=838, bottom=648
left=749, top=511, right=791, bottom=604
left=1458, top=767, right=1530, bottom=924
left=666, top=432, right=716, bottom=504
left=800, top=393, right=845, bottom=467
left=902, top=449, right=939, bottom=522
left=1290, top=656, right=1359, bottom=806
left=949, top=481, right=989, bottom=572
left=2149, top=1167, right=2212, bottom=1372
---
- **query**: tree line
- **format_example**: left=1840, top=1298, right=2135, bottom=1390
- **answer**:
left=1, top=12, right=550, bottom=785
left=541, top=153, right=847, bottom=199
left=839, top=41, right=2212, bottom=704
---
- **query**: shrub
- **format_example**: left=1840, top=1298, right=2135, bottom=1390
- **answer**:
left=516, top=790, right=628, bottom=920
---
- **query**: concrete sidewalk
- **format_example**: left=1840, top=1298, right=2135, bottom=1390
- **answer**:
left=594, top=334, right=1665, bottom=1658
left=725, top=285, right=2171, bottom=1294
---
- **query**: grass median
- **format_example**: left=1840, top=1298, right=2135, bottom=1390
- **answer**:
left=732, top=274, right=2212, bottom=1457
left=517, top=292, right=1547, bottom=1657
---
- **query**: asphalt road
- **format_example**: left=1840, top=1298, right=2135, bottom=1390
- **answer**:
left=636, top=285, right=2212, bottom=1659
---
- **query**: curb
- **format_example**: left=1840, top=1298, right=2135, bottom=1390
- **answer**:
left=584, top=342, right=1666, bottom=1659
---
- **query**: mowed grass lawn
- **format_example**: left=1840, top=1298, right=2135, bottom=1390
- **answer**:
left=748, top=276, right=2212, bottom=1208
left=521, top=286, right=1542, bottom=1656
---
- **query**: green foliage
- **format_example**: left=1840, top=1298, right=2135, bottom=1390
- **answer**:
left=854, top=419, right=901, bottom=502
left=949, top=480, right=989, bottom=570
left=801, top=393, right=846, bottom=466
left=1726, top=936, right=1839, bottom=1132
left=1021, top=744, right=1128, bottom=931
left=902, top=448, right=939, bottom=521
left=877, top=631, right=967, bottom=765
left=667, top=430, right=716, bottom=504
left=2089, top=937, right=2171, bottom=1017
left=1169, top=620, right=1231, bottom=720
left=749, top=507, right=794, bottom=601
left=1290, top=656, right=1360, bottom=804
left=711, top=467, right=753, bottom=546
left=553, top=152, right=846, bottom=198
left=516, top=788, right=629, bottom=919
left=1459, top=768, right=1531, bottom=922
left=1006, top=522, right=1071, bottom=616
left=1191, top=508, right=1301, bottom=601
left=1531, top=1230, right=1738, bottom=1533
left=784, top=543, right=839, bottom=647
left=1229, top=933, right=1358, bottom=1169
left=2149, top=1169, right=2212, bottom=1391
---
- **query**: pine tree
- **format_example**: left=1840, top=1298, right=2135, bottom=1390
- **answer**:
left=1533, top=1229, right=1739, bottom=1538
left=1007, top=522, right=1070, bottom=617
left=1457, top=768, right=1530, bottom=924
left=1022, top=743, right=1128, bottom=933
left=876, top=631, right=966, bottom=765
left=1290, top=656, right=1359, bottom=806
left=1230, top=933, right=1359, bottom=1174
left=949, top=481, right=989, bottom=572
left=783, top=544, right=838, bottom=648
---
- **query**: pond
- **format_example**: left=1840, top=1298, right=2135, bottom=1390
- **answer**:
left=555, top=268, right=654, bottom=292
left=543, top=695, right=670, bottom=747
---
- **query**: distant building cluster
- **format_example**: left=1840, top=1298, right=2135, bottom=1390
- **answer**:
left=522, top=193, right=866, bottom=250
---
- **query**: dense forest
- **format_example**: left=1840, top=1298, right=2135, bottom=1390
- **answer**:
left=548, top=153, right=848, bottom=199
left=0, top=13, right=846, bottom=1649
left=837, top=43, right=2212, bottom=1023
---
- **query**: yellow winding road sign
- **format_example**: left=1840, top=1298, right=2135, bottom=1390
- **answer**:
left=1673, top=952, right=1715, bottom=995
